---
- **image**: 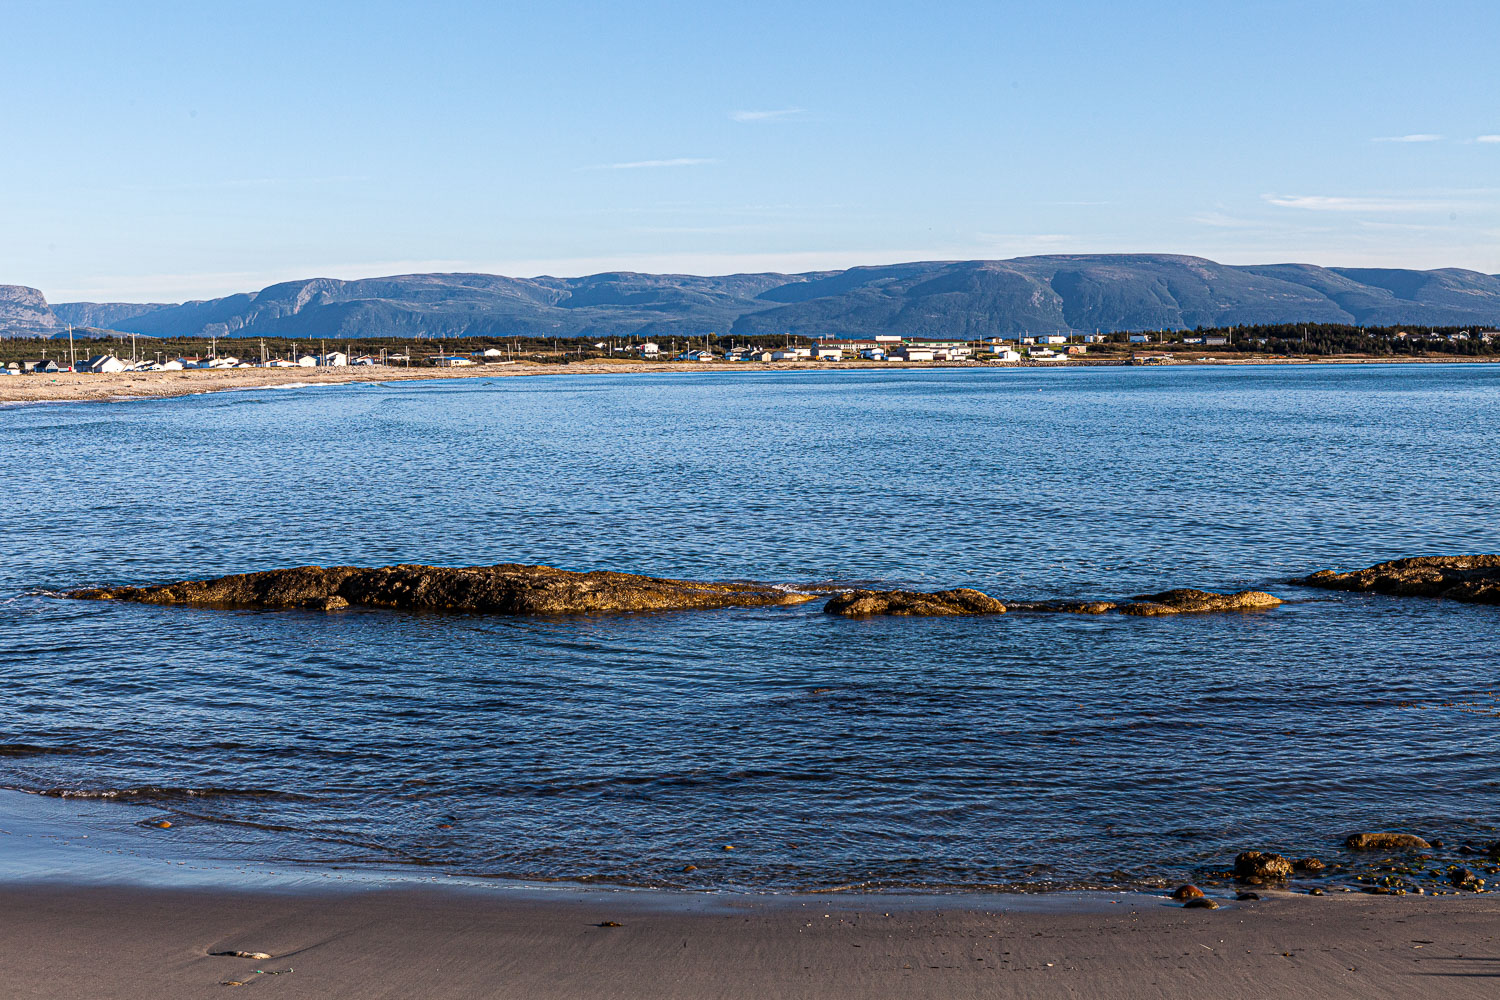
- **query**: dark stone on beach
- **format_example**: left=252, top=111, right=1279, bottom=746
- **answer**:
left=1183, top=897, right=1219, bottom=909
left=1120, top=589, right=1283, bottom=616
left=1234, top=850, right=1294, bottom=880
left=822, top=588, right=1007, bottom=616
left=1169, top=884, right=1205, bottom=900
left=1299, top=555, right=1500, bottom=606
left=596, top=921, right=622, bottom=927
left=65, top=564, right=820, bottom=616
left=1344, top=832, right=1432, bottom=851
left=1293, top=857, right=1326, bottom=872
left=1448, top=867, right=1486, bottom=892
left=1235, top=891, right=1260, bottom=901
left=1308, top=888, right=1325, bottom=896
left=1488, top=843, right=1500, bottom=862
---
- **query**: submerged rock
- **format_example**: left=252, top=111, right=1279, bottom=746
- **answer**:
left=1234, top=850, right=1294, bottom=880
left=66, top=564, right=820, bottom=616
left=1005, top=600, right=1118, bottom=614
left=1119, top=589, right=1283, bottom=616
left=822, top=588, right=1007, bottom=616
left=1300, top=555, right=1500, bottom=606
left=1344, top=832, right=1432, bottom=851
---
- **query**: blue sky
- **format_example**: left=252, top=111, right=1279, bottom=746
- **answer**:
left=3, top=0, right=1498, bottom=301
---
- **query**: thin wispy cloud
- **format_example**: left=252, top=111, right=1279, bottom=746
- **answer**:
left=587, top=157, right=720, bottom=170
left=1372, top=133, right=1444, bottom=143
left=1476, top=135, right=1500, bottom=144
left=1262, top=193, right=1459, bottom=213
left=729, top=108, right=805, bottom=123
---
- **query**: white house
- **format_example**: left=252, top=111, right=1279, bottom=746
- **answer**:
left=433, top=355, right=475, bottom=367
left=640, top=342, right=660, bottom=356
left=678, top=350, right=715, bottom=362
left=859, top=348, right=888, bottom=360
left=482, top=348, right=505, bottom=358
left=321, top=352, right=349, bottom=367
left=1084, top=334, right=1108, bottom=343
left=1128, top=334, right=1153, bottom=344
left=813, top=346, right=844, bottom=360
left=81, top=355, right=128, bottom=373
left=988, top=346, right=1021, bottom=361
left=893, top=347, right=936, bottom=361
left=296, top=355, right=319, bottom=367
left=1038, top=335, right=1067, bottom=345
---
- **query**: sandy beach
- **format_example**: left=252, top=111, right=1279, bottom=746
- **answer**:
left=3, top=881, right=1497, bottom=999
left=3, top=355, right=1493, bottom=406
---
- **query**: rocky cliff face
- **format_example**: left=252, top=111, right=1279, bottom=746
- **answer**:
left=0, top=285, right=59, bottom=335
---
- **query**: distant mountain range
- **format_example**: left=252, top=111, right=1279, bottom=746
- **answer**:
left=7, top=255, right=1500, bottom=339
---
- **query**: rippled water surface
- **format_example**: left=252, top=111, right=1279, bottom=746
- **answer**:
left=3, top=364, right=1499, bottom=890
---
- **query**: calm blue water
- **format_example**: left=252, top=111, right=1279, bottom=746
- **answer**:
left=3, top=364, right=1499, bottom=891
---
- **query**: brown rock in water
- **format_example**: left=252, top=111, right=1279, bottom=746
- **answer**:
left=1169, top=884, right=1205, bottom=900
left=822, top=588, right=1007, bottom=616
left=1344, top=832, right=1432, bottom=851
left=1119, top=589, right=1283, bottom=616
left=1234, top=850, right=1294, bottom=879
left=1005, top=600, right=1119, bottom=614
left=1293, top=857, right=1326, bottom=872
left=1300, top=555, right=1500, bottom=606
left=1448, top=867, right=1486, bottom=892
left=66, top=564, right=820, bottom=616
left=1183, top=897, right=1219, bottom=909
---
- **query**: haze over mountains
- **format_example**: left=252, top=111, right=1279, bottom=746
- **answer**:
left=7, top=254, right=1500, bottom=339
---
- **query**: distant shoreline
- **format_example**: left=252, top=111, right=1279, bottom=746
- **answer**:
left=3, top=354, right=1497, bottom=406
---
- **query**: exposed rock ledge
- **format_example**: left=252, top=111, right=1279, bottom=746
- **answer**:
left=824, top=587, right=1281, bottom=617
left=1299, top=555, right=1500, bottom=606
left=66, top=564, right=819, bottom=615
left=822, top=589, right=1008, bottom=616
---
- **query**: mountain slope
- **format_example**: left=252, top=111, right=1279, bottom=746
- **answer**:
left=19, top=255, right=1500, bottom=339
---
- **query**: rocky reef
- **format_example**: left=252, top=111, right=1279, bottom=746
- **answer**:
left=1299, top=555, right=1500, bottom=605
left=1118, top=589, right=1283, bottom=616
left=822, top=589, right=1008, bottom=616
left=824, top=587, right=1281, bottom=617
left=66, top=564, right=819, bottom=616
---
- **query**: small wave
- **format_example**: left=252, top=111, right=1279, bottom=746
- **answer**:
left=36, top=785, right=311, bottom=803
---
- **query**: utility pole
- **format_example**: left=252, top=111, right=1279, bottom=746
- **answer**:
left=68, top=324, right=75, bottom=370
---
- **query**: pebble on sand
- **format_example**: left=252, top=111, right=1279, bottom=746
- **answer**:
left=1169, top=885, right=1205, bottom=900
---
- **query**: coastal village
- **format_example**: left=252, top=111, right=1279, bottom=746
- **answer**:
left=5, top=325, right=1498, bottom=376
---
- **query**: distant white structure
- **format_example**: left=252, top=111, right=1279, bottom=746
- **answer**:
left=482, top=348, right=505, bottom=358
left=892, top=347, right=935, bottom=362
left=1038, top=335, right=1067, bottom=345
left=321, top=352, right=349, bottom=367
left=296, top=355, right=319, bottom=367
left=1084, top=334, right=1108, bottom=343
left=81, top=355, right=128, bottom=373
left=988, top=346, right=1021, bottom=361
left=640, top=342, right=660, bottom=356
left=812, top=346, right=844, bottom=361
left=859, top=348, right=887, bottom=360
left=1128, top=334, right=1153, bottom=344
left=678, top=350, right=715, bottom=362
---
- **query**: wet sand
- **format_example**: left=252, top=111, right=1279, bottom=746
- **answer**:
left=2, top=881, right=1497, bottom=999
left=3, top=356, right=1491, bottom=406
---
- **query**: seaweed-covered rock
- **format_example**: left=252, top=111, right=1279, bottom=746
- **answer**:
left=822, top=588, right=1007, bottom=616
left=1120, top=589, right=1283, bottom=616
left=1300, top=555, right=1500, bottom=606
left=66, top=564, right=820, bottom=616
left=1234, top=850, right=1294, bottom=879
left=1344, top=832, right=1432, bottom=851
left=1005, top=600, right=1119, bottom=614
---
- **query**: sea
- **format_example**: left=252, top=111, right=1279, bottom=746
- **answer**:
left=3, top=362, right=1499, bottom=892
